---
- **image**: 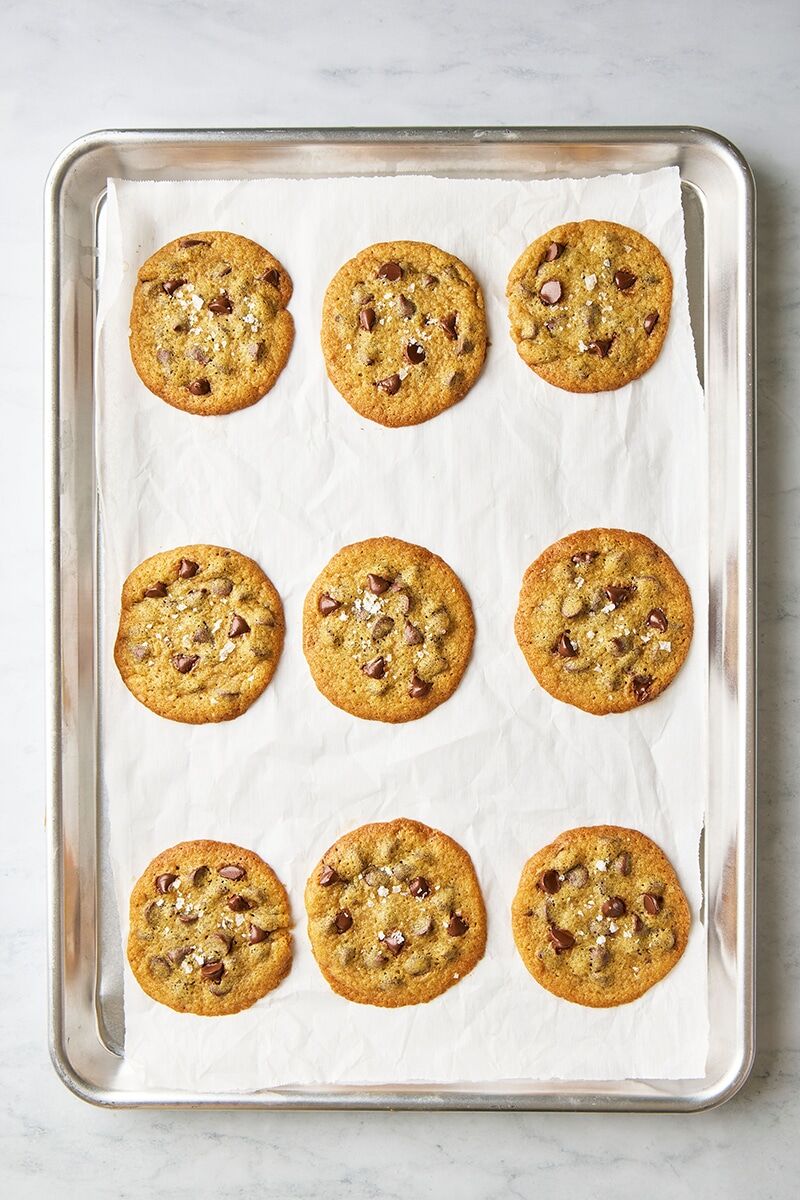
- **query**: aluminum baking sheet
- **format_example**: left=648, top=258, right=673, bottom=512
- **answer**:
left=45, top=127, right=755, bottom=1111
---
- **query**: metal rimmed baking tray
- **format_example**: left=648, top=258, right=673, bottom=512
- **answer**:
left=45, top=127, right=755, bottom=1111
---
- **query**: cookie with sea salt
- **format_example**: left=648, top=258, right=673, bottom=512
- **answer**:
left=127, top=839, right=292, bottom=1016
left=302, top=536, right=475, bottom=723
left=306, top=818, right=486, bottom=1007
left=130, top=231, right=293, bottom=415
left=511, top=825, right=690, bottom=1007
left=321, top=241, right=487, bottom=426
left=114, top=544, right=284, bottom=724
left=507, top=219, right=672, bottom=392
left=514, top=528, right=693, bottom=715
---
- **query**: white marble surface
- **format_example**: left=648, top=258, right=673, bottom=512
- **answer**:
left=1, top=0, right=797, bottom=1194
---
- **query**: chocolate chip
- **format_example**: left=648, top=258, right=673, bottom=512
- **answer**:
left=334, top=909, right=353, bottom=933
left=544, top=241, right=565, bottom=262
left=408, top=672, right=432, bottom=699
left=447, top=913, right=469, bottom=937
left=612, top=851, right=632, bottom=876
left=409, top=876, right=430, bottom=898
left=375, top=373, right=401, bottom=395
left=148, top=956, right=172, bottom=978
left=248, top=924, right=269, bottom=944
left=404, top=341, right=425, bottom=364
left=642, top=892, right=663, bottom=915
left=614, top=269, right=637, bottom=291
left=144, top=581, right=167, bottom=599
left=602, top=895, right=627, bottom=918
left=162, top=279, right=186, bottom=295
left=208, top=293, right=233, bottom=315
left=403, top=620, right=423, bottom=646
left=556, top=632, right=578, bottom=658
left=260, top=268, right=280, bottom=287
left=187, top=379, right=211, bottom=395
left=155, top=873, right=177, bottom=893
left=219, top=865, right=245, bottom=881
left=319, top=864, right=340, bottom=887
left=367, top=573, right=391, bottom=594
left=177, top=913, right=198, bottom=924
left=439, top=312, right=458, bottom=340
left=179, top=238, right=210, bottom=248
left=587, top=338, right=613, bottom=358
left=192, top=623, right=211, bottom=644
left=178, top=558, right=199, bottom=579
left=200, top=961, right=225, bottom=982
left=420, top=273, right=438, bottom=288
left=245, top=341, right=262, bottom=360
left=227, top=894, right=251, bottom=912
left=632, top=914, right=644, bottom=932
left=157, top=347, right=171, bottom=366
left=188, top=346, right=210, bottom=365
left=571, top=551, right=598, bottom=564
left=362, top=656, right=386, bottom=680
left=647, top=607, right=669, bottom=632
left=371, top=616, right=395, bottom=641
left=547, top=926, right=575, bottom=951
left=565, top=865, right=589, bottom=888
left=211, top=931, right=233, bottom=953
left=643, top=311, right=659, bottom=335
left=377, top=261, right=402, bottom=281
left=610, top=637, right=629, bottom=656
left=604, top=584, right=633, bottom=605
left=539, top=280, right=563, bottom=306
left=359, top=306, right=376, bottom=331
left=397, top=294, right=415, bottom=318
left=211, top=578, right=233, bottom=596
left=189, top=865, right=210, bottom=887
left=318, top=593, right=341, bottom=616
left=632, top=674, right=653, bottom=704
left=537, top=869, right=561, bottom=895
left=589, top=945, right=609, bottom=970
left=383, top=930, right=406, bottom=956
left=229, top=613, right=250, bottom=638
left=172, top=654, right=199, bottom=674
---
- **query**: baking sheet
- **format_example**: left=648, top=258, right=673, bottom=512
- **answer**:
left=96, top=167, right=708, bottom=1089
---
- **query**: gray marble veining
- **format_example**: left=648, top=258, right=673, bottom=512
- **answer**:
left=2, top=0, right=799, bottom=1193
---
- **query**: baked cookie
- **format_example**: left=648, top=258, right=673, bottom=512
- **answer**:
left=305, top=818, right=486, bottom=1007
left=303, top=536, right=475, bottom=723
left=514, top=528, right=693, bottom=715
left=507, top=219, right=672, bottom=392
left=511, top=825, right=690, bottom=1007
left=114, top=544, right=284, bottom=724
left=130, top=231, right=293, bottom=415
left=127, top=839, right=292, bottom=1016
left=321, top=241, right=487, bottom=426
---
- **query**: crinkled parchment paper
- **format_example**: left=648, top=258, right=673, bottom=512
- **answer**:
left=96, top=167, right=708, bottom=1089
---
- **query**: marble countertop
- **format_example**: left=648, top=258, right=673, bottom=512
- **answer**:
left=2, top=0, right=797, bottom=1194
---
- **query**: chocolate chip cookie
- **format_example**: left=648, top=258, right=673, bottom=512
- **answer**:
left=130, top=231, right=293, bottom=415
left=127, top=840, right=292, bottom=1016
left=306, top=818, right=486, bottom=1007
left=302, top=537, right=475, bottom=723
left=514, top=528, right=693, bottom=715
left=507, top=220, right=672, bottom=392
left=321, top=241, right=487, bottom=426
left=114, top=544, right=285, bottom=724
left=511, top=825, right=690, bottom=1007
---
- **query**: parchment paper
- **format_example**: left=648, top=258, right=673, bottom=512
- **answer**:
left=96, top=167, right=708, bottom=1088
